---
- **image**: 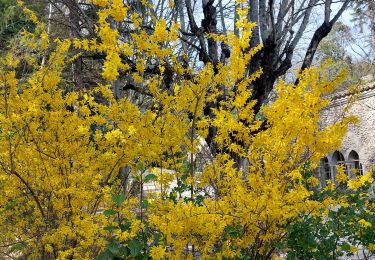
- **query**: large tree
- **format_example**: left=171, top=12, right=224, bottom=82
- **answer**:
left=33, top=0, right=351, bottom=159
left=41, top=0, right=351, bottom=102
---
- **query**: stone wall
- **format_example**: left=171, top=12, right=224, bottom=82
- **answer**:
left=320, top=82, right=375, bottom=180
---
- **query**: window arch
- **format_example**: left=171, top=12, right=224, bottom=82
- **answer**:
left=332, top=151, right=345, bottom=164
left=331, top=151, right=346, bottom=181
left=348, top=150, right=362, bottom=175
left=319, top=157, right=331, bottom=184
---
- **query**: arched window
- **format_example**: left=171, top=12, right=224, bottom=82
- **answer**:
left=332, top=151, right=345, bottom=164
left=348, top=150, right=362, bottom=175
left=331, top=151, right=346, bottom=181
left=319, top=157, right=331, bottom=184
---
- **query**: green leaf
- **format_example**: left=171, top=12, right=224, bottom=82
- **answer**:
left=96, top=249, right=113, bottom=260
left=9, top=242, right=26, bottom=252
left=144, top=173, right=156, bottom=183
left=136, top=162, right=146, bottom=172
left=112, top=194, right=125, bottom=207
left=119, top=222, right=131, bottom=232
left=341, top=242, right=351, bottom=251
left=128, top=240, right=142, bottom=257
left=140, top=199, right=149, bottom=208
left=104, top=225, right=118, bottom=232
left=4, top=199, right=18, bottom=210
left=118, top=246, right=130, bottom=257
left=153, top=232, right=161, bottom=244
left=224, top=225, right=240, bottom=238
left=103, top=209, right=117, bottom=216
left=108, top=242, right=120, bottom=255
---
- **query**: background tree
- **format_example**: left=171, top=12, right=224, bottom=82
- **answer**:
left=11, top=0, right=352, bottom=160
left=352, top=0, right=375, bottom=58
left=314, top=22, right=375, bottom=91
left=0, top=0, right=32, bottom=52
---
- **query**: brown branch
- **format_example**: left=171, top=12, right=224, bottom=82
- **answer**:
left=1, top=164, right=46, bottom=219
left=299, top=0, right=350, bottom=72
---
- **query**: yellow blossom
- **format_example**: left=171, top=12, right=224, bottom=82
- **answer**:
left=350, top=246, right=358, bottom=253
left=150, top=245, right=166, bottom=259
left=336, top=165, right=348, bottom=183
left=358, top=219, right=372, bottom=228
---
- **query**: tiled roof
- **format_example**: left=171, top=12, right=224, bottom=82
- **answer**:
left=323, top=81, right=375, bottom=109
left=329, top=82, right=375, bottom=101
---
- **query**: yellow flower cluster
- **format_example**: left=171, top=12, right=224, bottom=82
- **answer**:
left=358, top=219, right=372, bottom=228
left=347, top=172, right=373, bottom=190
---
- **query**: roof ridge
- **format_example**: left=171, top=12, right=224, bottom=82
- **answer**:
left=329, top=81, right=375, bottom=101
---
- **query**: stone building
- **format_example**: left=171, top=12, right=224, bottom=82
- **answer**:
left=317, top=82, right=375, bottom=186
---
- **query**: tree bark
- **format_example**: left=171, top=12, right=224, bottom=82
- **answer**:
left=64, top=0, right=84, bottom=90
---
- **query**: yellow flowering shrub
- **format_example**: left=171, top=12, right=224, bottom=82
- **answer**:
left=0, top=1, right=373, bottom=259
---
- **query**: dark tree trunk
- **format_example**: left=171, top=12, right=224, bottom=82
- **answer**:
left=300, top=22, right=332, bottom=72
left=250, top=40, right=279, bottom=115
left=64, top=0, right=84, bottom=90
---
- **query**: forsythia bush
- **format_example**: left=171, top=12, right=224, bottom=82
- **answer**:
left=0, top=0, right=373, bottom=259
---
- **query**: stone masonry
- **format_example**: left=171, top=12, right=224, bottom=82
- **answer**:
left=318, top=82, right=375, bottom=185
